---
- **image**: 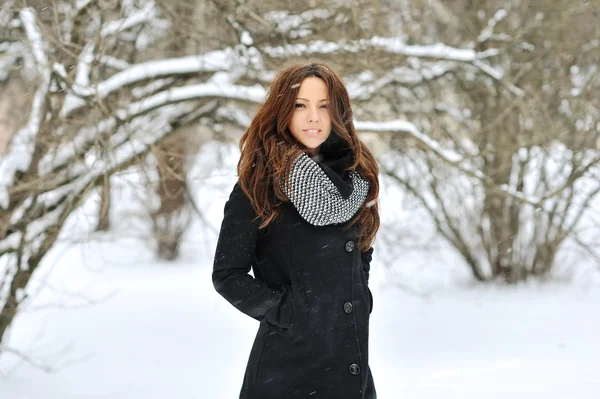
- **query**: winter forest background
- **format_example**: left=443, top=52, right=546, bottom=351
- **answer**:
left=1, top=0, right=599, bottom=398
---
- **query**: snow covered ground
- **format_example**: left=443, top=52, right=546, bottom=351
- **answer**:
left=1, top=142, right=600, bottom=398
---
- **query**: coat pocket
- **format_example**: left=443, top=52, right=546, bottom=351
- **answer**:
left=284, top=295, right=308, bottom=338
left=266, top=284, right=294, bottom=329
left=267, top=284, right=308, bottom=336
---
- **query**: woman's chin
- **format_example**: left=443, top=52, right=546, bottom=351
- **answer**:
left=301, top=139, right=325, bottom=149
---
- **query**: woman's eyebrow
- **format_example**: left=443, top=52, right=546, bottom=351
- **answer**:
left=296, top=97, right=328, bottom=102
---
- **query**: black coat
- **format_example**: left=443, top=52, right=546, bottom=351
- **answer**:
left=212, top=180, right=376, bottom=399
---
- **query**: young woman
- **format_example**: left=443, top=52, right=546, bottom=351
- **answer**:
left=212, top=62, right=380, bottom=399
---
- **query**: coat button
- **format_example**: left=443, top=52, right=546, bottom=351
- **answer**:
left=349, top=363, right=361, bottom=375
left=343, top=302, right=353, bottom=313
left=344, top=240, right=355, bottom=252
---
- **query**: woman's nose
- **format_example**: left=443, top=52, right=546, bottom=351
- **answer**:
left=308, top=107, right=319, bottom=122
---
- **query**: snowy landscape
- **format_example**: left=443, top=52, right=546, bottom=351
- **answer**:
left=1, top=142, right=599, bottom=399
left=1, top=1, right=600, bottom=398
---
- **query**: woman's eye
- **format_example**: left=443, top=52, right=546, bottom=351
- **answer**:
left=294, top=103, right=327, bottom=109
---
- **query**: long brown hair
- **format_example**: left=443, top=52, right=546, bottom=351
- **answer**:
left=238, top=62, right=379, bottom=250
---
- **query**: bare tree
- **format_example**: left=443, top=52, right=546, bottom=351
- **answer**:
left=0, top=1, right=228, bottom=350
left=379, top=0, right=600, bottom=283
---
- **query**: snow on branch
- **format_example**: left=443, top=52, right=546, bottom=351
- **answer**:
left=477, top=9, right=509, bottom=43
left=19, top=9, right=46, bottom=71
left=1, top=103, right=212, bottom=254
left=265, top=9, right=333, bottom=31
left=357, top=119, right=540, bottom=206
left=131, top=78, right=176, bottom=99
left=60, top=42, right=95, bottom=115
left=0, top=202, right=67, bottom=254
left=262, top=37, right=498, bottom=62
left=118, top=81, right=265, bottom=118
left=72, top=42, right=94, bottom=89
left=75, top=0, right=93, bottom=12
left=261, top=37, right=521, bottom=96
left=41, top=82, right=260, bottom=176
left=60, top=49, right=236, bottom=116
left=356, top=120, right=463, bottom=164
left=264, top=9, right=336, bottom=39
left=100, top=1, right=157, bottom=37
left=0, top=1, right=16, bottom=25
left=347, top=63, right=456, bottom=100
left=99, top=55, right=131, bottom=71
left=472, top=59, right=524, bottom=97
left=0, top=9, right=51, bottom=209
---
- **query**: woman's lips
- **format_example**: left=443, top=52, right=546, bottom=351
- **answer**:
left=303, top=129, right=321, bottom=137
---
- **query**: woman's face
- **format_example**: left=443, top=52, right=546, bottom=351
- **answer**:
left=289, top=77, right=332, bottom=156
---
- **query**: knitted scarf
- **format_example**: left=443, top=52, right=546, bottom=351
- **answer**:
left=281, top=135, right=369, bottom=226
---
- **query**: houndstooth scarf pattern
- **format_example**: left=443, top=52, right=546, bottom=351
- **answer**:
left=282, top=151, right=370, bottom=226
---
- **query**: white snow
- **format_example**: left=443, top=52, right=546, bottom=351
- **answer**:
left=0, top=202, right=67, bottom=254
left=61, top=50, right=236, bottom=116
left=100, top=1, right=157, bottom=37
left=99, top=55, right=131, bottom=71
left=346, top=65, right=457, bottom=100
left=240, top=31, right=253, bottom=46
left=264, top=37, right=485, bottom=62
left=131, top=78, right=176, bottom=98
left=60, top=42, right=95, bottom=116
left=0, top=9, right=51, bottom=208
left=120, top=82, right=266, bottom=118
left=1, top=107, right=181, bottom=254
left=261, top=37, right=520, bottom=96
left=1, top=141, right=599, bottom=398
left=41, top=86, right=226, bottom=176
left=75, top=0, right=93, bottom=12
left=19, top=9, right=46, bottom=70
left=264, top=9, right=333, bottom=38
left=74, top=43, right=94, bottom=88
left=477, top=9, right=508, bottom=43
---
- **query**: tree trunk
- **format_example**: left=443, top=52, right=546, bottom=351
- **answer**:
left=96, top=176, right=111, bottom=231
left=152, top=130, right=188, bottom=261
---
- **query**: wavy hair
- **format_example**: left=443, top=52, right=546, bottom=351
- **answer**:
left=237, top=62, right=379, bottom=250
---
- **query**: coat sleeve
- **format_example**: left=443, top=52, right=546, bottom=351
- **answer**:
left=361, top=246, right=374, bottom=314
left=212, top=182, right=295, bottom=328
